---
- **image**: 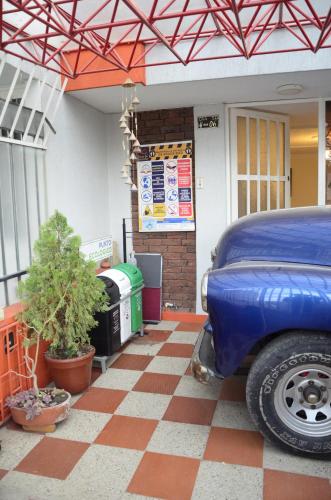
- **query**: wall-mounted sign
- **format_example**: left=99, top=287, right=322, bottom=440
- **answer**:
left=80, top=237, right=112, bottom=262
left=197, top=115, right=219, bottom=128
left=137, top=141, right=195, bottom=232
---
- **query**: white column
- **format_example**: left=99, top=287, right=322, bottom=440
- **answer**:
left=193, top=104, right=228, bottom=313
left=107, top=114, right=133, bottom=263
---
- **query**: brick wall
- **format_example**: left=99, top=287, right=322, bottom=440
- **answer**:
left=131, top=107, right=196, bottom=312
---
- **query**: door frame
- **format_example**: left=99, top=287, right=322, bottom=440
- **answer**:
left=225, top=97, right=327, bottom=224
left=229, top=107, right=290, bottom=221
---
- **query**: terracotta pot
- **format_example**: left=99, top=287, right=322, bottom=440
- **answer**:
left=10, top=390, right=71, bottom=432
left=45, top=347, right=95, bottom=394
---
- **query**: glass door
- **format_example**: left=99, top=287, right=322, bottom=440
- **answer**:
left=230, top=108, right=290, bottom=220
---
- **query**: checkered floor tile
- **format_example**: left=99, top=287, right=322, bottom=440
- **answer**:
left=0, top=318, right=330, bottom=500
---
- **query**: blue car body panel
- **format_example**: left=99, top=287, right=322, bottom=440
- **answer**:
left=213, top=206, right=331, bottom=270
left=208, top=207, right=331, bottom=377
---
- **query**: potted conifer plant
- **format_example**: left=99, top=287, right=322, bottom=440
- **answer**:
left=17, top=211, right=109, bottom=394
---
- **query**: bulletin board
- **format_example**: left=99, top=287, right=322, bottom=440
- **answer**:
left=137, top=141, right=195, bottom=232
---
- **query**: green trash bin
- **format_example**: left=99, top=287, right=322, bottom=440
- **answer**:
left=113, top=263, right=143, bottom=334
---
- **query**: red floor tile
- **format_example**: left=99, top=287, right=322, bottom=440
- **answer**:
left=204, top=427, right=264, bottom=468
left=133, top=372, right=181, bottom=395
left=111, top=353, right=153, bottom=371
left=15, top=437, right=89, bottom=479
left=128, top=451, right=200, bottom=500
left=219, top=376, right=246, bottom=402
left=95, top=415, right=158, bottom=450
left=0, top=469, right=8, bottom=480
left=157, top=343, right=194, bottom=358
left=141, top=329, right=172, bottom=342
left=264, top=470, right=331, bottom=500
left=163, top=396, right=217, bottom=426
left=73, top=387, right=127, bottom=413
left=175, top=322, right=202, bottom=332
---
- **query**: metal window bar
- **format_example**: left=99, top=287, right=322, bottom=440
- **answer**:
left=23, top=147, right=33, bottom=265
left=9, top=66, right=36, bottom=139
left=0, top=62, right=22, bottom=129
left=22, top=70, right=49, bottom=143
left=9, top=145, right=20, bottom=272
left=44, top=77, right=68, bottom=145
left=34, top=75, right=58, bottom=144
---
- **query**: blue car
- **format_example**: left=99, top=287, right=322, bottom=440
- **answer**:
left=192, top=206, right=331, bottom=458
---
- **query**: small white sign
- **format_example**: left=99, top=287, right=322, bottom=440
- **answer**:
left=80, top=237, right=112, bottom=263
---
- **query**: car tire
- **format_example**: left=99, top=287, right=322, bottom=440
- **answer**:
left=246, top=331, right=331, bottom=458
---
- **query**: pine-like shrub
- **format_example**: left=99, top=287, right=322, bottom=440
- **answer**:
left=18, top=211, right=109, bottom=358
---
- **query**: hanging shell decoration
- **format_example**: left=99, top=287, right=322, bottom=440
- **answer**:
left=119, top=79, right=141, bottom=186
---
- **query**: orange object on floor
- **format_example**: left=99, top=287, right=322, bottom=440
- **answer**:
left=0, top=304, right=51, bottom=425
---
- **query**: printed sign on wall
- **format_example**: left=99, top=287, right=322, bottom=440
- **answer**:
left=80, top=237, right=112, bottom=262
left=137, top=141, right=195, bottom=232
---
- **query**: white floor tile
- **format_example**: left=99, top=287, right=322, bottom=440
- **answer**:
left=64, top=444, right=143, bottom=500
left=175, top=375, right=221, bottom=400
left=263, top=440, right=331, bottom=479
left=92, top=368, right=142, bottom=391
left=147, top=420, right=210, bottom=459
left=167, top=331, right=199, bottom=344
left=115, top=391, right=171, bottom=420
left=0, top=428, right=42, bottom=470
left=49, top=409, right=111, bottom=443
left=144, top=321, right=179, bottom=331
left=212, top=401, right=256, bottom=431
left=145, top=356, right=190, bottom=376
left=192, top=461, right=263, bottom=500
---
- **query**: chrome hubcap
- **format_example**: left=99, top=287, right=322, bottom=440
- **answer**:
left=274, top=364, right=331, bottom=437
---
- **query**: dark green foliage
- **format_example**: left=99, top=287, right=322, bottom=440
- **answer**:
left=18, top=211, right=109, bottom=358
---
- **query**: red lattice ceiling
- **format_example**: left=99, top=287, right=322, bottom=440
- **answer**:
left=1, top=1, right=331, bottom=79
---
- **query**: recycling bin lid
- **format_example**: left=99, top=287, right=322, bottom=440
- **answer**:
left=113, top=263, right=143, bottom=288
left=100, top=269, right=131, bottom=296
left=97, top=275, right=120, bottom=303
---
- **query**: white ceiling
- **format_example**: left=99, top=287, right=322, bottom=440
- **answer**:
left=69, top=69, right=331, bottom=114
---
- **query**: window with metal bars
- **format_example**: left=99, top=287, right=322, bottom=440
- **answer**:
left=0, top=143, right=47, bottom=307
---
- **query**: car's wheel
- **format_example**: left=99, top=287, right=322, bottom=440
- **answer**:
left=246, top=331, right=331, bottom=458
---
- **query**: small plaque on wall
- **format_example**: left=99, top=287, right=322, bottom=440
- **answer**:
left=197, top=115, right=219, bottom=128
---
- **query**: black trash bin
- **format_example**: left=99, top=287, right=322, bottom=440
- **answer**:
left=89, top=275, right=121, bottom=356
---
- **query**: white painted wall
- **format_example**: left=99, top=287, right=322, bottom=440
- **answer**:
left=106, top=114, right=133, bottom=263
left=46, top=94, right=110, bottom=243
left=147, top=46, right=331, bottom=86
left=194, top=104, right=227, bottom=313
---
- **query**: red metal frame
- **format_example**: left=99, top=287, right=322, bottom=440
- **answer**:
left=1, top=1, right=331, bottom=79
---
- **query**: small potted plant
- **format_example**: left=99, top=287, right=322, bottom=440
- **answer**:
left=17, top=211, right=109, bottom=394
left=6, top=323, right=71, bottom=433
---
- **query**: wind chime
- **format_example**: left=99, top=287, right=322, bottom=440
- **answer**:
left=119, top=78, right=141, bottom=191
